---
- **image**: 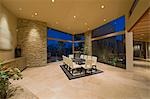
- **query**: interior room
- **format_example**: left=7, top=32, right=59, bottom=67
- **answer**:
left=0, top=0, right=150, bottom=99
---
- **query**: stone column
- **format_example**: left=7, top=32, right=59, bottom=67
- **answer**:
left=84, top=31, right=92, bottom=55
left=17, top=18, right=47, bottom=67
left=145, top=42, right=149, bottom=59
left=125, top=31, right=133, bottom=70
left=72, top=35, right=75, bottom=54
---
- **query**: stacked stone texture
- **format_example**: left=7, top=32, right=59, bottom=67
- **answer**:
left=2, top=57, right=26, bottom=71
left=17, top=19, right=47, bottom=67
left=84, top=31, right=92, bottom=55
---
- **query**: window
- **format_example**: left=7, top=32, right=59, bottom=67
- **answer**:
left=92, top=16, right=126, bottom=69
left=47, top=29, right=72, bottom=40
left=47, top=29, right=73, bottom=63
left=74, top=33, right=85, bottom=41
left=92, top=35, right=126, bottom=69
left=92, top=16, right=125, bottom=38
left=74, top=42, right=84, bottom=52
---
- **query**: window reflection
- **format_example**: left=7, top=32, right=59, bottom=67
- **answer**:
left=92, top=35, right=126, bottom=69
left=74, top=42, right=84, bottom=52
left=47, top=29, right=73, bottom=63
left=47, top=40, right=72, bottom=62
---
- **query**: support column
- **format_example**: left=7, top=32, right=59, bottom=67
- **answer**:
left=17, top=18, right=47, bottom=67
left=84, top=31, right=92, bottom=55
left=125, top=31, right=133, bottom=70
left=72, top=35, right=75, bottom=54
left=145, top=42, right=148, bottom=59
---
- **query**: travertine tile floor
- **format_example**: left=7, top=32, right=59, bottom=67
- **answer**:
left=12, top=62, right=150, bottom=99
left=134, top=60, right=150, bottom=67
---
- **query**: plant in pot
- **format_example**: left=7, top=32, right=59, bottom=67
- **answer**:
left=0, top=61, right=23, bottom=99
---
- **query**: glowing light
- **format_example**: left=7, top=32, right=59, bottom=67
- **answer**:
left=19, top=8, right=22, bottom=11
left=101, top=5, right=105, bottom=9
left=52, top=0, right=55, bottom=3
left=34, top=12, right=38, bottom=16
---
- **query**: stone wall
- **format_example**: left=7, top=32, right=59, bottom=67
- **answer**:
left=17, top=19, right=47, bottom=67
left=2, top=57, right=26, bottom=71
left=84, top=31, right=92, bottom=55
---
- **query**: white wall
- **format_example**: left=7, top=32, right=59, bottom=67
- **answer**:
left=0, top=2, right=17, bottom=61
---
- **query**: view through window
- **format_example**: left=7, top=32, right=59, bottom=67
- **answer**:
left=47, top=29, right=85, bottom=63
left=47, top=29, right=73, bottom=63
left=92, top=16, right=126, bottom=69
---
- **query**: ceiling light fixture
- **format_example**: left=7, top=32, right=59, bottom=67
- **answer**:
left=52, top=0, right=55, bottom=3
left=103, top=19, right=106, bottom=21
left=101, top=5, right=105, bottom=9
left=73, top=16, right=76, bottom=18
left=34, top=12, right=38, bottom=16
left=19, top=8, right=22, bottom=11
left=84, top=22, right=87, bottom=25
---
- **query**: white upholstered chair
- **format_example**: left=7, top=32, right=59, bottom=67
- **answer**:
left=87, top=56, right=92, bottom=60
left=83, top=55, right=87, bottom=60
left=91, top=56, right=97, bottom=70
left=80, top=54, right=84, bottom=59
left=82, top=59, right=93, bottom=73
left=69, top=54, right=74, bottom=59
left=67, top=57, right=82, bottom=74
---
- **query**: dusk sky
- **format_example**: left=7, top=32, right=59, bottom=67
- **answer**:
left=47, top=16, right=125, bottom=46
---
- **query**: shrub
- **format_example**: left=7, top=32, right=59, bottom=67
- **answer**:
left=0, top=61, right=23, bottom=99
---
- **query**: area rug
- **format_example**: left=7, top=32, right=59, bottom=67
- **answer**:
left=60, top=65, right=103, bottom=80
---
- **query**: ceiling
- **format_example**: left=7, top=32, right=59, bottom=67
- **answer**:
left=131, top=8, right=150, bottom=42
left=2, top=0, right=133, bottom=34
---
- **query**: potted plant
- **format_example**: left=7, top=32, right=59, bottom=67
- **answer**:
left=0, top=61, right=23, bottom=99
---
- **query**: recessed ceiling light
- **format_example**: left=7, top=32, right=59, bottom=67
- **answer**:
left=19, top=8, right=22, bottom=11
left=104, top=19, right=106, bottom=21
left=84, top=22, right=87, bottom=25
left=52, top=0, right=55, bottom=3
left=34, top=12, right=38, bottom=16
left=56, top=22, right=58, bottom=24
left=16, top=29, right=18, bottom=32
left=73, top=16, right=76, bottom=18
left=101, top=5, right=105, bottom=9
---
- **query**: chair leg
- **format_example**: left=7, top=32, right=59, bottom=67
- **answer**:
left=65, top=64, right=67, bottom=68
left=72, top=69, right=74, bottom=74
left=84, top=69, right=87, bottom=75
left=89, top=69, right=91, bottom=74
left=92, top=65, right=97, bottom=71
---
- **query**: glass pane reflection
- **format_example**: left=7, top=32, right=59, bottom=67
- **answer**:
left=92, top=35, right=126, bottom=69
